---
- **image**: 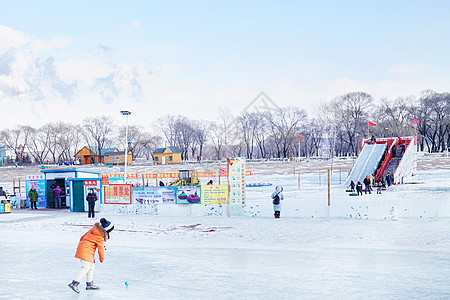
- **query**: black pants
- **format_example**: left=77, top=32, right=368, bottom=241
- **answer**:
left=31, top=202, right=37, bottom=209
left=274, top=211, right=281, bottom=218
left=88, top=202, right=96, bottom=218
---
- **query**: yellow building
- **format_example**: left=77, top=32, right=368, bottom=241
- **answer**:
left=75, top=147, right=132, bottom=165
left=154, top=147, right=182, bottom=165
left=103, top=150, right=132, bottom=165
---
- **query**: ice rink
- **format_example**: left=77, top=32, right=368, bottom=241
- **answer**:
left=2, top=210, right=450, bottom=299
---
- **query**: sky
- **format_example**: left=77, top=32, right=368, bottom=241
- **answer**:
left=1, top=0, right=450, bottom=129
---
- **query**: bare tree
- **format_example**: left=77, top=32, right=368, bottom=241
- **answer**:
left=27, top=126, right=51, bottom=164
left=217, top=108, right=235, bottom=158
left=82, top=116, right=115, bottom=164
left=266, top=107, right=308, bottom=158
left=323, top=92, right=373, bottom=156
left=209, top=121, right=224, bottom=160
left=0, top=125, right=35, bottom=164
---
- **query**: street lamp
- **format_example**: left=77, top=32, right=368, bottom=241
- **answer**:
left=120, top=110, right=131, bottom=183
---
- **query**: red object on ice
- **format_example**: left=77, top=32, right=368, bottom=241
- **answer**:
left=368, top=121, right=377, bottom=127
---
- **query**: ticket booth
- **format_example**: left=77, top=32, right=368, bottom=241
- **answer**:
left=67, top=178, right=103, bottom=212
left=38, top=169, right=101, bottom=208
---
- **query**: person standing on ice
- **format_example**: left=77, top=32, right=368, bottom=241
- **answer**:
left=363, top=176, right=371, bottom=194
left=53, top=185, right=63, bottom=209
left=386, top=173, right=392, bottom=187
left=356, top=181, right=363, bottom=196
left=68, top=218, right=114, bottom=293
left=271, top=186, right=284, bottom=218
left=28, top=186, right=38, bottom=209
left=86, top=189, right=98, bottom=218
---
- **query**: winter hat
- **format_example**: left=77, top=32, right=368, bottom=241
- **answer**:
left=100, top=218, right=114, bottom=232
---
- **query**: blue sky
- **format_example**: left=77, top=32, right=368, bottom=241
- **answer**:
left=0, top=1, right=449, bottom=128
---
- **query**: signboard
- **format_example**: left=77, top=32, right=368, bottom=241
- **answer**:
left=104, top=184, right=132, bottom=204
left=201, top=185, right=228, bottom=204
left=25, top=174, right=46, bottom=208
left=228, top=157, right=246, bottom=205
left=132, top=187, right=176, bottom=204
left=176, top=186, right=201, bottom=204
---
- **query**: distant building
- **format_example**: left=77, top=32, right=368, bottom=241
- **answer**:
left=75, top=146, right=132, bottom=165
left=0, top=145, right=15, bottom=162
left=153, top=147, right=182, bottom=165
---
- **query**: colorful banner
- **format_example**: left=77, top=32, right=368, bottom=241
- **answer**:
left=197, top=172, right=217, bottom=177
left=104, top=184, right=132, bottom=204
left=25, top=174, right=46, bottom=207
left=201, top=185, right=228, bottom=204
left=132, top=187, right=176, bottom=204
left=176, top=186, right=201, bottom=204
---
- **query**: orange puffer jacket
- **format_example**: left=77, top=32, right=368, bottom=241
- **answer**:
left=75, top=223, right=109, bottom=263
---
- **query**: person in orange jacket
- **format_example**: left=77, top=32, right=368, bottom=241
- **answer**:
left=68, top=218, right=114, bottom=293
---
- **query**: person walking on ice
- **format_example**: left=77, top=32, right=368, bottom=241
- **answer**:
left=68, top=218, right=114, bottom=293
left=271, top=185, right=284, bottom=218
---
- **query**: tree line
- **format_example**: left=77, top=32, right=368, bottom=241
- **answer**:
left=1, top=90, right=449, bottom=165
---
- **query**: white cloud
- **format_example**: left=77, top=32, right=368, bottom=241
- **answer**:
left=29, top=36, right=73, bottom=52
left=387, top=63, right=427, bottom=74
left=130, top=21, right=142, bottom=31
left=0, top=25, right=30, bottom=52
left=326, top=77, right=369, bottom=97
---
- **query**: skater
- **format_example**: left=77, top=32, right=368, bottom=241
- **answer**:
left=53, top=185, right=63, bottom=209
left=349, top=180, right=355, bottom=192
left=363, top=176, right=371, bottom=194
left=86, top=189, right=98, bottom=218
left=356, top=181, right=363, bottom=196
left=28, top=186, right=38, bottom=209
left=68, top=218, right=114, bottom=294
left=271, top=185, right=284, bottom=218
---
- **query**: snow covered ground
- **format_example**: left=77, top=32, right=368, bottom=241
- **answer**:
left=1, top=154, right=450, bottom=299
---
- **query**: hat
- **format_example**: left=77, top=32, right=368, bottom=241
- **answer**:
left=100, top=218, right=114, bottom=232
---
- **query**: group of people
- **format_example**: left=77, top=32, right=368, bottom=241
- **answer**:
left=27, top=185, right=98, bottom=217
left=349, top=172, right=393, bottom=196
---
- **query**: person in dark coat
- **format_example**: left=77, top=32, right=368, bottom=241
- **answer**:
left=53, top=185, right=63, bottom=209
left=86, top=189, right=98, bottom=218
left=0, top=187, right=6, bottom=197
left=349, top=180, right=355, bottom=192
left=363, top=176, right=371, bottom=194
left=159, top=181, right=165, bottom=186
left=386, top=173, right=392, bottom=187
left=356, top=181, right=363, bottom=196
left=28, top=186, right=39, bottom=209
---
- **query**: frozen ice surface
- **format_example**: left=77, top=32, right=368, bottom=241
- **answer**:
left=2, top=209, right=450, bottom=299
left=1, top=160, right=450, bottom=299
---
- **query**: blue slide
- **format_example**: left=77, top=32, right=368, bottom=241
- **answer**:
left=344, top=143, right=387, bottom=187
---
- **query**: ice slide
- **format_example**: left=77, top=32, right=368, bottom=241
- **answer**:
left=344, top=143, right=387, bottom=187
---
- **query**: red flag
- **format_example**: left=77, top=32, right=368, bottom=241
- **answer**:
left=219, top=168, right=226, bottom=177
left=413, top=118, right=419, bottom=125
left=368, top=121, right=377, bottom=127
left=298, top=135, right=302, bottom=140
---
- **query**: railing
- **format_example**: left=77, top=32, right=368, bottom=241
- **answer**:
left=375, top=138, right=398, bottom=181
